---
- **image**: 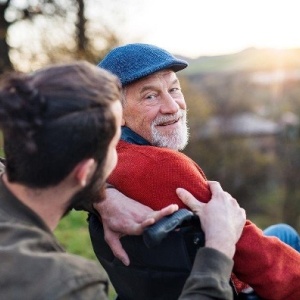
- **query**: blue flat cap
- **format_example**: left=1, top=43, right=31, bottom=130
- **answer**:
left=98, top=43, right=188, bottom=86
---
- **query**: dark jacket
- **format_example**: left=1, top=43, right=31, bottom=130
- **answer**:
left=0, top=177, right=108, bottom=300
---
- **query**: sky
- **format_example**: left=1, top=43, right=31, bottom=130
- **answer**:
left=121, top=0, right=300, bottom=58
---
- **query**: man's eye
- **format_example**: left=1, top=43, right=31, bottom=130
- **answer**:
left=170, top=87, right=181, bottom=93
left=145, top=94, right=157, bottom=100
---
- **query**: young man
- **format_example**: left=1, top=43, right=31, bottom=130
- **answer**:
left=89, top=43, right=300, bottom=300
left=0, top=61, right=246, bottom=299
left=0, top=61, right=122, bottom=299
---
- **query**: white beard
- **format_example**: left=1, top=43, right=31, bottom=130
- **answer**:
left=150, top=110, right=189, bottom=151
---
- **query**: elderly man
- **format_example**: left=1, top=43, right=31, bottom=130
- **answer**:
left=89, top=44, right=300, bottom=300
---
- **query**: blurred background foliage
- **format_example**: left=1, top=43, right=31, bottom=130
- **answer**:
left=1, top=1, right=300, bottom=295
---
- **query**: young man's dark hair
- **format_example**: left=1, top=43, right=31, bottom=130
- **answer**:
left=0, top=61, right=119, bottom=183
left=0, top=61, right=121, bottom=207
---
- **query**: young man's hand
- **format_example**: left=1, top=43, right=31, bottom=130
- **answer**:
left=176, top=181, right=246, bottom=258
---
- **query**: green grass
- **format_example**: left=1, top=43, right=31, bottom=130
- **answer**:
left=54, top=210, right=96, bottom=259
left=54, top=210, right=117, bottom=299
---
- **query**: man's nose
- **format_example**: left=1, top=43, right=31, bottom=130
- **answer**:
left=160, top=93, right=179, bottom=114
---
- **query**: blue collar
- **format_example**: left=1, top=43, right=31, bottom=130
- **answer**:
left=121, top=126, right=150, bottom=145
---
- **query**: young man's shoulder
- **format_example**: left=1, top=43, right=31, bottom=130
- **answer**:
left=0, top=212, right=108, bottom=299
left=43, top=254, right=109, bottom=299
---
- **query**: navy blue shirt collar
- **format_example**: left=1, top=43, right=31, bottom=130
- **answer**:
left=121, top=126, right=150, bottom=145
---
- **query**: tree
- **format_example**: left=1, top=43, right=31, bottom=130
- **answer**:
left=0, top=0, right=132, bottom=72
left=0, top=1, right=14, bottom=72
left=1, top=0, right=68, bottom=71
left=180, top=75, right=213, bottom=135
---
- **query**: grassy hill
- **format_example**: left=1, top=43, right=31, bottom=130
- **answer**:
left=179, top=47, right=300, bottom=75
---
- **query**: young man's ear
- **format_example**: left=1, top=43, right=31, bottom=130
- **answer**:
left=74, top=158, right=96, bottom=187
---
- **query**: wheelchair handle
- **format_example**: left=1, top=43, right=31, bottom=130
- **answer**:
left=143, top=208, right=195, bottom=248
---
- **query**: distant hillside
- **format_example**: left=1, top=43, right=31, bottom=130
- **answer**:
left=178, top=47, right=300, bottom=75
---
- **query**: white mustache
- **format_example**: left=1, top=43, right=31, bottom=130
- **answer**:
left=152, top=111, right=184, bottom=126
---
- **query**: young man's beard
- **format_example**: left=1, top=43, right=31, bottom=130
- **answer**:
left=63, top=164, right=106, bottom=216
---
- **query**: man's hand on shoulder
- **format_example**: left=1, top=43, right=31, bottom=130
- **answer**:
left=176, top=181, right=246, bottom=258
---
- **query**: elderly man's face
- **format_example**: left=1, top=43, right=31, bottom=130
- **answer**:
left=122, top=70, right=189, bottom=150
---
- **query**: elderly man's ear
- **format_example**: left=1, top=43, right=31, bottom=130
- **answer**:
left=74, top=158, right=97, bottom=187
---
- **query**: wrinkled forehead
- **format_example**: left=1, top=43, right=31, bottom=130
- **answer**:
left=128, top=69, right=178, bottom=89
